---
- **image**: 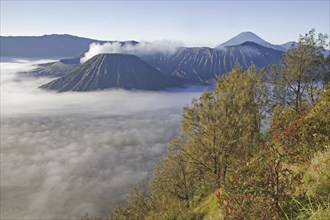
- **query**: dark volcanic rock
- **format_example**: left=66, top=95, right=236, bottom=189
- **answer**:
left=141, top=42, right=284, bottom=83
left=40, top=53, right=182, bottom=92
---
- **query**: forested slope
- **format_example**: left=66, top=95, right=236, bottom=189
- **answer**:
left=83, top=29, right=330, bottom=220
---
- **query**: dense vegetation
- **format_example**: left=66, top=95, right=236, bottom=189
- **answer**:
left=83, top=29, right=330, bottom=220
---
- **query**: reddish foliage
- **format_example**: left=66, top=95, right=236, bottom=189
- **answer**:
left=270, top=112, right=307, bottom=162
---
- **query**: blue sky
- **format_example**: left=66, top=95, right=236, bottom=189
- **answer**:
left=1, top=1, right=329, bottom=47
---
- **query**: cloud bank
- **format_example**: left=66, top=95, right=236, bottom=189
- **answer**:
left=80, top=41, right=183, bottom=63
left=0, top=60, right=203, bottom=219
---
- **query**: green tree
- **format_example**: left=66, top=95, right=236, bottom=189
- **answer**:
left=323, top=54, right=330, bottom=85
left=217, top=84, right=330, bottom=220
left=301, top=83, right=330, bottom=149
left=218, top=116, right=304, bottom=220
left=272, top=29, right=328, bottom=112
left=180, top=65, right=265, bottom=189
left=148, top=138, right=198, bottom=212
left=111, top=184, right=151, bottom=220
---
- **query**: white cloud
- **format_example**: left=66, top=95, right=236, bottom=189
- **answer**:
left=0, top=60, right=203, bottom=219
left=80, top=40, right=183, bottom=63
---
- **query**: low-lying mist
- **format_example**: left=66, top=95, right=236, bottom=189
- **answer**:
left=0, top=60, right=204, bottom=219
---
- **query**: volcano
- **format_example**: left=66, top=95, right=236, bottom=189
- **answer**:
left=40, top=53, right=182, bottom=92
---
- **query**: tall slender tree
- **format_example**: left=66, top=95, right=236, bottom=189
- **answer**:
left=273, top=29, right=328, bottom=112
left=180, top=65, right=265, bottom=189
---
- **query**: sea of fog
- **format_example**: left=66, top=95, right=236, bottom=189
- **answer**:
left=0, top=60, right=205, bottom=219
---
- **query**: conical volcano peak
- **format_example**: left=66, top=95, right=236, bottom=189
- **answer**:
left=235, top=31, right=262, bottom=38
left=92, top=53, right=136, bottom=58
left=40, top=53, right=181, bottom=92
left=216, top=32, right=285, bottom=51
left=217, top=31, right=268, bottom=47
left=85, top=53, right=139, bottom=63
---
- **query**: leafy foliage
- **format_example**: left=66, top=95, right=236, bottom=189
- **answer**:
left=270, top=29, right=328, bottom=112
left=84, top=30, right=329, bottom=220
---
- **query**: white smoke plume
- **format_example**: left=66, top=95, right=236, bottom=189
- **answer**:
left=80, top=40, right=183, bottom=63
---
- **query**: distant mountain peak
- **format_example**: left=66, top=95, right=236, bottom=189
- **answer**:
left=234, top=31, right=261, bottom=38
left=216, top=32, right=286, bottom=52
left=217, top=31, right=265, bottom=47
left=280, top=41, right=298, bottom=50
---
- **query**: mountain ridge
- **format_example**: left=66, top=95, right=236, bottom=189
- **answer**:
left=1, top=32, right=293, bottom=58
left=141, top=41, right=284, bottom=82
left=0, top=34, right=104, bottom=58
left=27, top=41, right=284, bottom=84
left=0, top=34, right=138, bottom=58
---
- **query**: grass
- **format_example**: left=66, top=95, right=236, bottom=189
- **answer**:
left=281, top=196, right=330, bottom=220
left=192, top=192, right=223, bottom=220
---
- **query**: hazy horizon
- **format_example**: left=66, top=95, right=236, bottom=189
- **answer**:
left=1, top=1, right=329, bottom=47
